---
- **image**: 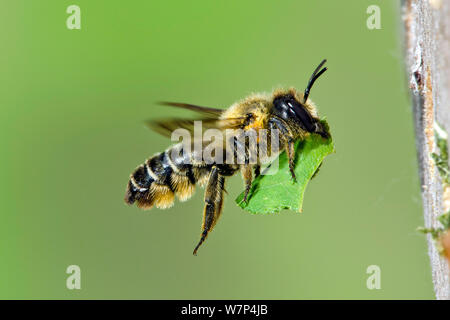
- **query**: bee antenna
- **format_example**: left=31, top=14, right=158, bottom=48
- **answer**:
left=303, top=59, right=327, bottom=103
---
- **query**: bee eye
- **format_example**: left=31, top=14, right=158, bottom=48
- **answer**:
left=273, top=95, right=316, bottom=132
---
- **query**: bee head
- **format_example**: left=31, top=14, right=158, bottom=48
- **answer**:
left=272, top=59, right=328, bottom=138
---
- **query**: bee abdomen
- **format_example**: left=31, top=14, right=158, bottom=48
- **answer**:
left=124, top=146, right=210, bottom=210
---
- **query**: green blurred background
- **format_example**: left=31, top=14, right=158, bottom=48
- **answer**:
left=0, top=0, right=434, bottom=299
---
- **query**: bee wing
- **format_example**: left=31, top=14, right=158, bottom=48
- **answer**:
left=145, top=117, right=246, bottom=138
left=145, top=101, right=245, bottom=138
left=158, top=101, right=224, bottom=117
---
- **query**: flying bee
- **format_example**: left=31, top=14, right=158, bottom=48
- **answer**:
left=125, top=59, right=329, bottom=255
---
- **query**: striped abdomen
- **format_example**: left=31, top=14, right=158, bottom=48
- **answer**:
left=124, top=144, right=212, bottom=210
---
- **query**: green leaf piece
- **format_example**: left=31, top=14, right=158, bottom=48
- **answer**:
left=417, top=227, right=441, bottom=240
left=438, top=212, right=450, bottom=230
left=235, top=120, right=334, bottom=214
left=433, top=122, right=449, bottom=184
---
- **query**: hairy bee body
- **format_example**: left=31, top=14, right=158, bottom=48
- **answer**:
left=125, top=143, right=239, bottom=209
left=125, top=60, right=329, bottom=255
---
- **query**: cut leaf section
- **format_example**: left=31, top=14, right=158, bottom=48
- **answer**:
left=235, top=120, right=334, bottom=214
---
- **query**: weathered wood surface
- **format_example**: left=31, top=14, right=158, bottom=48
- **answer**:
left=402, top=0, right=450, bottom=299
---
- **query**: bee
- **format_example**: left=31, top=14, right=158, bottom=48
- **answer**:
left=124, top=59, right=329, bottom=255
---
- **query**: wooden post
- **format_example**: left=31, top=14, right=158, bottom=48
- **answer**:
left=402, top=0, right=450, bottom=299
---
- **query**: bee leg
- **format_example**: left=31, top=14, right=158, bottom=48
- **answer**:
left=240, top=165, right=253, bottom=203
left=193, top=167, right=225, bottom=256
left=271, top=118, right=296, bottom=182
left=254, top=165, right=261, bottom=178
left=286, top=139, right=297, bottom=182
